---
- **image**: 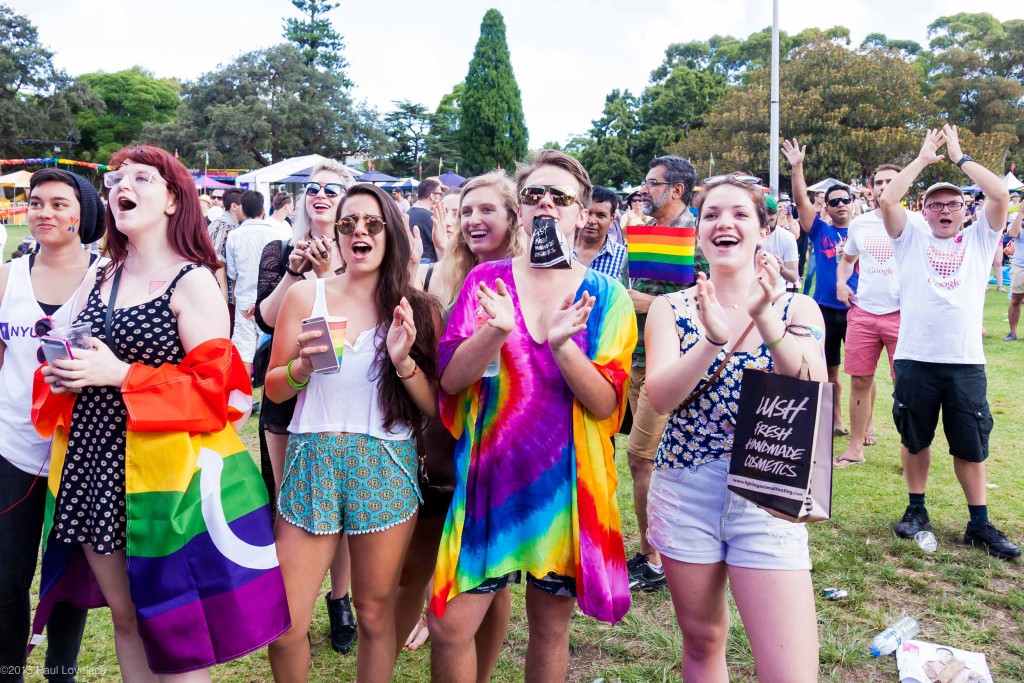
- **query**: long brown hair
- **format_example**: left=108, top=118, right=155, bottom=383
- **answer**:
left=104, top=145, right=219, bottom=277
left=339, top=184, right=441, bottom=433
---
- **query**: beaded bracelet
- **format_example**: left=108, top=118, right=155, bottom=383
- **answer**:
left=286, top=358, right=310, bottom=391
left=396, top=364, right=420, bottom=380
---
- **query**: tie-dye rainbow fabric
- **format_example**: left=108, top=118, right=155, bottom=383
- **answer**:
left=431, top=260, right=636, bottom=623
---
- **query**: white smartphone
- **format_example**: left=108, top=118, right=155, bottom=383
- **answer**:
left=40, top=336, right=73, bottom=364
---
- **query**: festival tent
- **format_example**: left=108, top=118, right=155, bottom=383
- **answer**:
left=194, top=175, right=234, bottom=189
left=0, top=170, right=32, bottom=187
left=381, top=177, right=419, bottom=191
left=807, top=177, right=846, bottom=192
left=438, top=171, right=466, bottom=188
left=356, top=170, right=397, bottom=184
left=1002, top=172, right=1024, bottom=191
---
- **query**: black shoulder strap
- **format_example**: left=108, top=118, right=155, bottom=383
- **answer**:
left=104, top=267, right=123, bottom=342
left=423, top=262, right=436, bottom=290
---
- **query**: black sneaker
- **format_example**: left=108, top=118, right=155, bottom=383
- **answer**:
left=626, top=552, right=649, bottom=582
left=964, top=522, right=1022, bottom=561
left=893, top=505, right=931, bottom=539
left=629, top=562, right=667, bottom=592
left=325, top=592, right=357, bottom=653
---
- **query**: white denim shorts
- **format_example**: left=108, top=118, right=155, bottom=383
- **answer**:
left=647, top=457, right=811, bottom=570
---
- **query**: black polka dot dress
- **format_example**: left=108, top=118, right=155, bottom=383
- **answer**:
left=53, top=264, right=200, bottom=554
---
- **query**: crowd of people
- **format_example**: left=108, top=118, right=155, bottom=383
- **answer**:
left=0, top=122, right=1018, bottom=683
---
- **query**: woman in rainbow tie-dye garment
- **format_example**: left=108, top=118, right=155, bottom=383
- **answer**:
left=428, top=150, right=637, bottom=683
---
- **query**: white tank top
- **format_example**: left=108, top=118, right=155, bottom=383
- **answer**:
left=288, top=278, right=412, bottom=440
left=0, top=255, right=101, bottom=475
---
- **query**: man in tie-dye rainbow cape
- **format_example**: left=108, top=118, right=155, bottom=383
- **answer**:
left=30, top=339, right=290, bottom=674
left=431, top=256, right=637, bottom=627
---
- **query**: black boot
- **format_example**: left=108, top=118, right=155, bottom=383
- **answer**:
left=325, top=592, right=357, bottom=654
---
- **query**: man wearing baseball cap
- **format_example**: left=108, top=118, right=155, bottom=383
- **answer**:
left=879, top=124, right=1019, bottom=560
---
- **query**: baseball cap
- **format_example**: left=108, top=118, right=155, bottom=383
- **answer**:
left=921, top=182, right=964, bottom=205
left=764, top=195, right=778, bottom=212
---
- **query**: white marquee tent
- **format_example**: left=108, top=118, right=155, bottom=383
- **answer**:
left=234, top=155, right=361, bottom=204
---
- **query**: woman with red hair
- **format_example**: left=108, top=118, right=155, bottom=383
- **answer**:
left=38, top=146, right=287, bottom=679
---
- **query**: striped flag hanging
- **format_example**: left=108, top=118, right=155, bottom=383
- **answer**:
left=626, top=225, right=696, bottom=284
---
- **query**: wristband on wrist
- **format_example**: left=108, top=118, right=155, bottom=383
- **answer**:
left=396, top=363, right=419, bottom=380
left=766, top=331, right=787, bottom=349
left=286, top=266, right=303, bottom=278
left=705, top=334, right=727, bottom=347
left=286, top=358, right=310, bottom=391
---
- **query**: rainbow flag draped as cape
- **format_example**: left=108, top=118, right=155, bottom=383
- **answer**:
left=30, top=339, right=290, bottom=674
left=626, top=224, right=696, bottom=284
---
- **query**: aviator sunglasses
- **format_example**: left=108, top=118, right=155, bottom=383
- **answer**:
left=519, top=185, right=580, bottom=207
left=304, top=182, right=344, bottom=199
left=336, top=214, right=386, bottom=235
left=826, top=196, right=853, bottom=207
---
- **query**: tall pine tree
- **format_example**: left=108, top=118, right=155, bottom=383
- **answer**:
left=460, top=9, right=528, bottom=175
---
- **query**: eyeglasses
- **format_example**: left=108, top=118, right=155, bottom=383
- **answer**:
left=304, top=182, right=344, bottom=198
left=925, top=200, right=965, bottom=212
left=826, top=196, right=853, bottom=207
left=103, top=169, right=166, bottom=189
left=519, top=185, right=580, bottom=207
left=639, top=179, right=676, bottom=190
left=702, top=175, right=761, bottom=186
left=337, top=213, right=386, bottom=235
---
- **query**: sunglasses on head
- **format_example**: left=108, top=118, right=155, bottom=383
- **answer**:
left=336, top=214, right=386, bottom=235
left=703, top=175, right=761, bottom=185
left=826, top=196, right=853, bottom=207
left=519, top=185, right=579, bottom=207
left=304, top=182, right=344, bottom=199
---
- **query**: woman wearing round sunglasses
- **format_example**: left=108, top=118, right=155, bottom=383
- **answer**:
left=429, top=151, right=636, bottom=682
left=265, top=183, right=441, bottom=682
left=0, top=169, right=104, bottom=683
left=35, top=146, right=282, bottom=679
left=253, top=160, right=362, bottom=654
left=395, top=171, right=524, bottom=669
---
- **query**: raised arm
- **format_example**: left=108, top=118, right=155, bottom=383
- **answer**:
left=943, top=124, right=1010, bottom=231
left=880, top=129, right=947, bottom=239
left=782, top=139, right=815, bottom=233
left=1009, top=208, right=1023, bottom=239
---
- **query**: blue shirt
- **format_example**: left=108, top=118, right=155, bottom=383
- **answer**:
left=809, top=216, right=856, bottom=309
left=579, top=236, right=628, bottom=281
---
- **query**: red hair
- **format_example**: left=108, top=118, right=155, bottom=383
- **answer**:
left=104, top=145, right=219, bottom=275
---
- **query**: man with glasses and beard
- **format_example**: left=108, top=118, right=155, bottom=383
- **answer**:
left=784, top=139, right=856, bottom=436
left=623, top=155, right=706, bottom=593
left=879, top=125, right=1019, bottom=560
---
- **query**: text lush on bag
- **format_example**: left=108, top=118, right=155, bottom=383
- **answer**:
left=727, top=368, right=833, bottom=523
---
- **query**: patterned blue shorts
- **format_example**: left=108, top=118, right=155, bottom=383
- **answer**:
left=278, top=432, right=421, bottom=535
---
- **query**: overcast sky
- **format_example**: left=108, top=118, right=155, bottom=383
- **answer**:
left=9, top=1, right=1020, bottom=148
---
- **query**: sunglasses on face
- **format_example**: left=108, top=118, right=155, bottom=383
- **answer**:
left=336, top=213, right=386, bottom=235
left=304, top=182, right=344, bottom=198
left=827, top=196, right=853, bottom=207
left=519, top=185, right=579, bottom=207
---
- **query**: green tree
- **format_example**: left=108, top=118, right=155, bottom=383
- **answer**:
left=577, top=89, right=642, bottom=187
left=75, top=67, right=179, bottom=162
left=282, top=0, right=349, bottom=78
left=378, top=100, right=432, bottom=177
left=421, top=83, right=463, bottom=176
left=144, top=44, right=383, bottom=168
left=459, top=9, right=528, bottom=175
left=0, top=5, right=100, bottom=157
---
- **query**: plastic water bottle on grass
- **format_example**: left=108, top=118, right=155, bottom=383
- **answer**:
left=870, top=616, right=919, bottom=657
left=914, top=530, right=938, bottom=553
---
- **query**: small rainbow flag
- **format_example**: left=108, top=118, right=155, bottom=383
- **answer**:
left=627, top=225, right=696, bottom=284
left=328, top=317, right=347, bottom=365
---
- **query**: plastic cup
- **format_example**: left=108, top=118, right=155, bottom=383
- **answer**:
left=54, top=322, right=93, bottom=351
left=326, top=316, right=346, bottom=366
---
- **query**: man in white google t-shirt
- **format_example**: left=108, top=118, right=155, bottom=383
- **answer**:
left=879, top=124, right=1019, bottom=560
left=834, top=164, right=929, bottom=467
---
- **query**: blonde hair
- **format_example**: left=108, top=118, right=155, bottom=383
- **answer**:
left=439, top=171, right=524, bottom=309
left=291, top=159, right=355, bottom=243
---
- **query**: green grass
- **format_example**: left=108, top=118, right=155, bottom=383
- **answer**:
left=25, top=287, right=1024, bottom=682
left=4, top=223, right=29, bottom=261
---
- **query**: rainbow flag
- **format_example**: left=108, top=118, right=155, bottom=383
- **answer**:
left=31, top=340, right=290, bottom=674
left=627, top=225, right=696, bottom=284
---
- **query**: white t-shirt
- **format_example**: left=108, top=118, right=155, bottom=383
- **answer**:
left=845, top=209, right=928, bottom=315
left=761, top=226, right=799, bottom=292
left=893, top=210, right=1001, bottom=364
